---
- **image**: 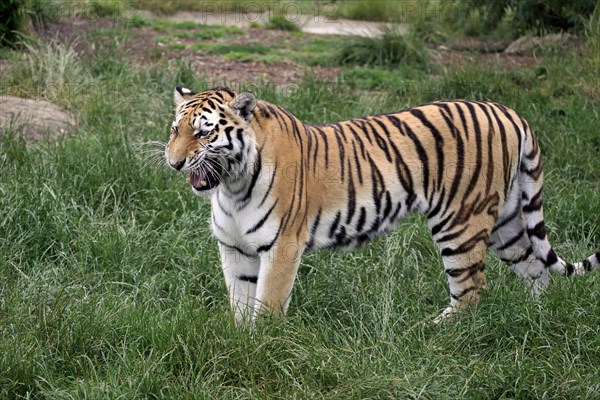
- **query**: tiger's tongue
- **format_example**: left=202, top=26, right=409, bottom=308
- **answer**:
left=187, top=171, right=207, bottom=190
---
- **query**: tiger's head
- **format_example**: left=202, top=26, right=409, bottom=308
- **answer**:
left=166, top=86, right=258, bottom=195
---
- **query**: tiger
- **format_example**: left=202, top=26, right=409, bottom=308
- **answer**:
left=164, top=85, right=599, bottom=323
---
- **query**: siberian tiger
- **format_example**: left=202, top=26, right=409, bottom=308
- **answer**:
left=165, top=86, right=599, bottom=323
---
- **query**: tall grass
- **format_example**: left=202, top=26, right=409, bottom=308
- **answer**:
left=336, top=25, right=428, bottom=68
left=585, top=4, right=600, bottom=78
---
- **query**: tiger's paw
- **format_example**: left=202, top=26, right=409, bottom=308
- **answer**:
left=433, top=306, right=458, bottom=324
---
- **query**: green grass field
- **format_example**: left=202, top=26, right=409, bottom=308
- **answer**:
left=1, top=13, right=600, bottom=399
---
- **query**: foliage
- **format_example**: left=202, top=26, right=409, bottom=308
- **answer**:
left=442, top=0, right=598, bottom=37
left=585, top=3, right=600, bottom=73
left=266, top=14, right=300, bottom=32
left=0, top=0, right=27, bottom=48
left=335, top=0, right=407, bottom=22
left=336, top=25, right=428, bottom=68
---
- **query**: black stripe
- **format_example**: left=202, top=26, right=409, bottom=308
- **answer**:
left=315, top=127, right=329, bottom=168
left=351, top=141, right=363, bottom=185
left=436, top=225, right=468, bottom=243
left=238, top=275, right=258, bottom=284
left=427, top=187, right=446, bottom=219
left=216, top=191, right=232, bottom=217
left=246, top=200, right=278, bottom=234
left=258, top=163, right=277, bottom=207
left=346, top=162, right=356, bottom=224
left=218, top=241, right=256, bottom=258
left=460, top=101, right=483, bottom=201
left=368, top=119, right=392, bottom=163
left=492, top=205, right=520, bottom=233
left=475, top=102, right=495, bottom=196
left=500, top=246, right=534, bottom=264
left=390, top=202, right=402, bottom=222
left=268, top=105, right=285, bottom=130
left=526, top=221, right=546, bottom=240
left=410, top=109, right=444, bottom=192
left=237, top=128, right=245, bottom=152
left=451, top=286, right=476, bottom=301
left=381, top=191, right=393, bottom=222
left=446, top=262, right=485, bottom=283
left=488, top=104, right=512, bottom=194
left=356, top=207, right=367, bottom=232
left=257, top=221, right=283, bottom=253
left=223, top=126, right=235, bottom=150
left=329, top=211, right=342, bottom=237
left=238, top=152, right=262, bottom=206
left=441, top=229, right=488, bottom=257
left=545, top=249, right=558, bottom=265
left=333, top=125, right=346, bottom=180
left=346, top=123, right=367, bottom=160
left=582, top=258, right=592, bottom=272
left=306, top=208, right=322, bottom=249
left=386, top=115, right=406, bottom=135
left=431, top=212, right=455, bottom=236
left=438, top=107, right=464, bottom=213
left=367, top=155, right=385, bottom=214
left=402, top=120, right=430, bottom=196
left=497, top=230, right=524, bottom=251
left=523, top=188, right=543, bottom=213
left=351, top=119, right=373, bottom=145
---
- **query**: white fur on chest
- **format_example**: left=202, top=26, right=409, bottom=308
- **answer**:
left=210, top=174, right=279, bottom=255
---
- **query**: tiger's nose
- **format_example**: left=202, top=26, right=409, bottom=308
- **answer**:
left=169, top=159, right=186, bottom=171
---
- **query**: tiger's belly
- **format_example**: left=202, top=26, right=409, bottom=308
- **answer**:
left=306, top=191, right=418, bottom=252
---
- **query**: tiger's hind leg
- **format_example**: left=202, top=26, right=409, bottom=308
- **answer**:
left=489, top=183, right=549, bottom=295
left=490, top=209, right=549, bottom=295
left=430, top=218, right=493, bottom=323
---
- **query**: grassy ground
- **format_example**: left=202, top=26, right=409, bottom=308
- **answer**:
left=1, top=13, right=600, bottom=400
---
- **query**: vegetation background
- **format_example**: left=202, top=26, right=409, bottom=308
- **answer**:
left=1, top=0, right=599, bottom=398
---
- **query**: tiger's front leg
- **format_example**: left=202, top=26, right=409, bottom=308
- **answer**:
left=253, top=239, right=304, bottom=320
left=218, top=243, right=260, bottom=324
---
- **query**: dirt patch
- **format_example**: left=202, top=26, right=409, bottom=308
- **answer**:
left=433, top=44, right=539, bottom=70
left=38, top=17, right=341, bottom=86
left=34, top=17, right=542, bottom=88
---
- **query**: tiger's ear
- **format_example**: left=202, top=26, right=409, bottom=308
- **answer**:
left=229, top=92, right=257, bottom=122
left=174, top=86, right=195, bottom=107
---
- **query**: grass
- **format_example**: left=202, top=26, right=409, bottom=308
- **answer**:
left=336, top=25, right=429, bottom=68
left=1, top=12, right=600, bottom=400
left=266, top=14, right=300, bottom=32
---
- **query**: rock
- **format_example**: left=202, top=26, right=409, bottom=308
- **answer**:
left=504, top=33, right=577, bottom=55
left=0, top=96, right=77, bottom=144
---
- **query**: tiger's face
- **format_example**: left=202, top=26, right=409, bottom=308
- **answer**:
left=165, top=87, right=257, bottom=195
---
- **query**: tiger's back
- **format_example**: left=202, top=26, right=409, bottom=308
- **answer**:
left=165, top=87, right=599, bottom=323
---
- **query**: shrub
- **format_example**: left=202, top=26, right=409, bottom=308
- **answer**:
left=336, top=25, right=428, bottom=68
left=336, top=0, right=405, bottom=23
left=266, top=15, right=300, bottom=32
left=442, top=0, right=597, bottom=37
left=0, top=0, right=27, bottom=48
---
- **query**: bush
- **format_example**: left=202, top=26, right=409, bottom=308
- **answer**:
left=266, top=15, right=300, bottom=32
left=336, top=25, right=428, bottom=68
left=443, top=0, right=597, bottom=37
left=0, top=0, right=27, bottom=48
left=336, top=0, right=399, bottom=22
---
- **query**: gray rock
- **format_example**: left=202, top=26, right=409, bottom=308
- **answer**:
left=0, top=96, right=77, bottom=144
left=504, top=33, right=577, bottom=55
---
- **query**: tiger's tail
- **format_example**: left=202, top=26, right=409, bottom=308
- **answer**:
left=518, top=124, right=600, bottom=276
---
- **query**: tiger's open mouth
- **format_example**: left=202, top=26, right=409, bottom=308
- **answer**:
left=187, top=165, right=222, bottom=191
